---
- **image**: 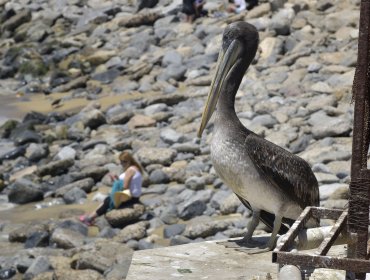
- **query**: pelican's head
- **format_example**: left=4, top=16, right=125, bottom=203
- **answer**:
left=197, top=22, right=259, bottom=137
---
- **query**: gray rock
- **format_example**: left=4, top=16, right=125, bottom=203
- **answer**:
left=80, top=108, right=107, bottom=130
left=314, top=172, right=339, bottom=184
left=25, top=143, right=49, bottom=161
left=162, top=50, right=183, bottom=66
left=23, top=256, right=52, bottom=280
left=169, top=235, right=192, bottom=246
left=56, top=219, right=88, bottom=236
left=105, top=204, right=145, bottom=228
left=320, top=183, right=349, bottom=201
left=159, top=203, right=178, bottom=224
left=309, top=111, right=351, bottom=139
left=183, top=220, right=230, bottom=239
left=8, top=223, right=48, bottom=244
left=8, top=178, right=43, bottom=204
left=55, top=178, right=95, bottom=197
left=24, top=231, right=49, bottom=248
left=2, top=9, right=32, bottom=32
left=178, top=200, right=207, bottom=220
left=220, top=193, right=241, bottom=215
left=251, top=114, right=277, bottom=128
left=113, top=221, right=149, bottom=243
left=160, top=128, right=185, bottom=144
left=163, top=224, right=186, bottom=238
left=137, top=239, right=155, bottom=250
left=12, top=129, right=42, bottom=146
left=50, top=228, right=85, bottom=249
left=144, top=103, right=169, bottom=116
left=37, top=158, right=74, bottom=177
left=136, top=147, right=177, bottom=166
left=63, top=187, right=87, bottom=204
left=149, top=169, right=170, bottom=184
left=55, top=146, right=76, bottom=160
left=185, top=176, right=205, bottom=190
left=210, top=190, right=231, bottom=209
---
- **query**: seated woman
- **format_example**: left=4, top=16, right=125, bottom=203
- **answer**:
left=80, top=151, right=143, bottom=226
left=226, top=0, right=258, bottom=13
left=182, top=0, right=207, bottom=23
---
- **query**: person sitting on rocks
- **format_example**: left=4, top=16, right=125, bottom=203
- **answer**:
left=226, top=0, right=258, bottom=13
left=182, top=0, right=208, bottom=23
left=80, top=151, right=143, bottom=226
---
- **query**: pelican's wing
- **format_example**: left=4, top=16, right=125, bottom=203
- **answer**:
left=235, top=193, right=292, bottom=234
left=246, top=134, right=319, bottom=209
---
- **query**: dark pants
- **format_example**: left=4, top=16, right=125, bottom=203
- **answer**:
left=96, top=196, right=140, bottom=216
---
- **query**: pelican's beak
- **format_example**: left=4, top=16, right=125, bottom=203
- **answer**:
left=197, top=39, right=243, bottom=137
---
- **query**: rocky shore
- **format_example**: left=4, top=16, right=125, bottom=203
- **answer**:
left=0, top=0, right=359, bottom=279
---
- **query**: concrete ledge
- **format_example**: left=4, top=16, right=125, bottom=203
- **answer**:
left=126, top=237, right=278, bottom=280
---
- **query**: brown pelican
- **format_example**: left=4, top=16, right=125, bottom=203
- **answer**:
left=198, top=22, right=319, bottom=252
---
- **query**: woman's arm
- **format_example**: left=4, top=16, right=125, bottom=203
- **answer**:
left=123, top=167, right=136, bottom=190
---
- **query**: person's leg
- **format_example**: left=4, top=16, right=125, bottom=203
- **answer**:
left=81, top=197, right=111, bottom=225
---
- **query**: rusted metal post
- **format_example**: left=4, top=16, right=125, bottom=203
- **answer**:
left=348, top=0, right=370, bottom=279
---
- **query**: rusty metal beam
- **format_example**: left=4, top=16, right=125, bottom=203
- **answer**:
left=274, top=252, right=370, bottom=274
left=274, top=207, right=311, bottom=253
left=315, top=211, right=347, bottom=256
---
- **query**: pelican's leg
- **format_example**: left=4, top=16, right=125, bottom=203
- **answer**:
left=241, top=209, right=261, bottom=244
left=237, top=215, right=282, bottom=254
left=265, top=215, right=282, bottom=250
left=218, top=209, right=262, bottom=249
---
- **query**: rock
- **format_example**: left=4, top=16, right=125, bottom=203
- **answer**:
left=63, top=187, right=87, bottom=204
left=127, top=114, right=156, bottom=130
left=98, top=227, right=118, bottom=239
left=137, top=0, right=159, bottom=11
left=118, top=11, right=162, bottom=28
left=107, top=111, right=134, bottom=125
left=159, top=203, right=178, bottom=224
left=44, top=269, right=103, bottom=280
left=183, top=220, right=230, bottom=239
left=136, top=147, right=177, bottom=166
left=149, top=169, right=170, bottom=184
left=220, top=193, right=241, bottom=215
left=12, top=129, right=42, bottom=146
left=50, top=228, right=85, bottom=249
left=185, top=176, right=205, bottom=190
left=0, top=119, right=19, bottom=138
left=37, top=158, right=74, bottom=177
left=9, top=223, right=49, bottom=243
left=24, top=256, right=52, bottom=280
left=163, top=224, right=186, bottom=238
left=80, top=108, right=107, bottom=130
left=72, top=251, right=113, bottom=274
left=2, top=9, right=32, bottom=33
left=55, top=178, right=95, bottom=197
left=113, top=221, right=149, bottom=243
left=0, top=145, right=26, bottom=162
left=160, top=128, right=185, bottom=144
left=24, top=231, right=49, bottom=248
left=309, top=111, right=352, bottom=139
left=86, top=50, right=117, bottom=66
left=169, top=235, right=192, bottom=246
left=25, top=143, right=49, bottom=161
left=8, top=178, right=43, bottom=204
left=178, top=199, right=207, bottom=220
left=105, top=204, right=146, bottom=228
left=320, top=183, right=349, bottom=201
left=210, top=190, right=230, bottom=209
left=55, top=146, right=76, bottom=160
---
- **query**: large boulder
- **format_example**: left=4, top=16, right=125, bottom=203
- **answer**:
left=8, top=178, right=43, bottom=204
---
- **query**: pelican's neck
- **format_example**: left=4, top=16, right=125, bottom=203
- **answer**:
left=214, top=88, right=246, bottom=135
